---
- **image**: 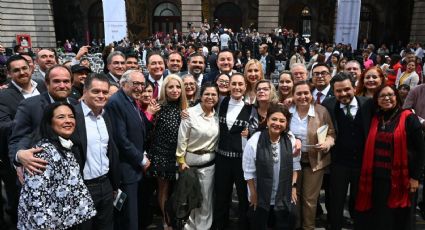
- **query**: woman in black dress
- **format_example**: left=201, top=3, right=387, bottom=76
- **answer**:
left=148, top=74, right=187, bottom=230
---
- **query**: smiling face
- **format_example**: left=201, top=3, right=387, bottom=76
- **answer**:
left=36, top=49, right=57, bottom=72
left=216, top=74, right=230, bottom=95
left=333, top=79, right=355, bottom=105
left=245, top=63, right=262, bottom=85
left=107, top=55, right=126, bottom=77
left=47, top=67, right=72, bottom=101
left=141, top=84, right=153, bottom=106
left=200, top=87, right=219, bottom=110
left=377, top=86, right=397, bottom=111
left=8, top=59, right=31, bottom=88
left=293, top=84, right=312, bottom=107
left=217, top=51, right=234, bottom=73
left=256, top=82, right=271, bottom=102
left=188, top=56, right=205, bottom=76
left=291, top=65, right=308, bottom=83
left=167, top=53, right=183, bottom=73
left=52, top=105, right=75, bottom=139
left=122, top=71, right=146, bottom=101
left=363, top=69, right=383, bottom=91
left=165, top=79, right=182, bottom=101
left=229, top=74, right=246, bottom=100
left=83, top=79, right=109, bottom=115
left=183, top=76, right=197, bottom=98
left=267, top=112, right=287, bottom=136
left=278, top=73, right=293, bottom=97
left=147, top=54, right=165, bottom=80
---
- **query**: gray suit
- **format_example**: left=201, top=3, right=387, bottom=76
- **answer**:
left=31, top=70, right=44, bottom=83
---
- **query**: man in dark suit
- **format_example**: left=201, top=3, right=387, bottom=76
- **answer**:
left=311, top=63, right=334, bottom=104
left=182, top=53, right=211, bottom=87
left=74, top=73, right=119, bottom=230
left=105, top=70, right=150, bottom=230
left=146, top=53, right=166, bottom=99
left=31, top=49, right=57, bottom=82
left=0, top=55, right=46, bottom=225
left=9, top=65, right=78, bottom=173
left=207, top=49, right=235, bottom=84
left=208, top=46, right=219, bottom=73
left=105, top=51, right=126, bottom=87
left=164, top=51, right=183, bottom=76
left=321, top=72, right=374, bottom=230
left=257, top=43, right=275, bottom=79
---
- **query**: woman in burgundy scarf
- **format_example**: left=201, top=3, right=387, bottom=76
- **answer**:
left=356, top=85, right=425, bottom=230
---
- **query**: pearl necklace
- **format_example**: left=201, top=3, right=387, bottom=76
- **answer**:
left=270, top=136, right=280, bottom=163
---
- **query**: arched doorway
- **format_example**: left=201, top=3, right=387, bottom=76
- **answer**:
left=88, top=1, right=104, bottom=40
left=282, top=3, right=305, bottom=32
left=359, top=5, right=373, bottom=41
left=214, top=3, right=242, bottom=31
left=153, top=2, right=181, bottom=34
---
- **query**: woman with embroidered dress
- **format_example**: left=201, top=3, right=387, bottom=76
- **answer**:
left=147, top=74, right=187, bottom=230
left=243, top=104, right=300, bottom=230
left=17, top=102, right=96, bottom=230
left=356, top=85, right=425, bottom=230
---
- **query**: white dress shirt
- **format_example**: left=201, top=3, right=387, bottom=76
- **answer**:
left=226, top=97, right=245, bottom=130
left=339, top=96, right=359, bottom=117
left=81, top=101, right=110, bottom=180
left=289, top=104, right=316, bottom=152
left=312, top=84, right=331, bottom=102
left=149, top=74, right=164, bottom=96
left=11, top=80, right=40, bottom=99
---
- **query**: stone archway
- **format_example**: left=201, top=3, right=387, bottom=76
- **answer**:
left=214, top=2, right=243, bottom=31
left=152, top=2, right=182, bottom=34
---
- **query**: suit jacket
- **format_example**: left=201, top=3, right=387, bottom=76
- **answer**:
left=105, top=89, right=147, bottom=184
left=106, top=73, right=120, bottom=87
left=321, top=96, right=374, bottom=141
left=257, top=54, right=276, bottom=78
left=73, top=103, right=120, bottom=190
left=31, top=70, right=45, bottom=83
left=8, top=92, right=78, bottom=165
left=0, top=81, right=46, bottom=164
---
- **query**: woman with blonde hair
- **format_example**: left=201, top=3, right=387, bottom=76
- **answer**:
left=148, top=74, right=187, bottom=229
left=249, top=80, right=279, bottom=135
left=244, top=59, right=264, bottom=104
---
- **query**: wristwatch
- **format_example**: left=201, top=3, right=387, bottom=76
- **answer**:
left=292, top=183, right=297, bottom=188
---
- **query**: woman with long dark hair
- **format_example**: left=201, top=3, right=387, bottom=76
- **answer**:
left=17, top=102, right=96, bottom=229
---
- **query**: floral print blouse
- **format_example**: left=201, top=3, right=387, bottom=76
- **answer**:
left=17, top=139, right=96, bottom=229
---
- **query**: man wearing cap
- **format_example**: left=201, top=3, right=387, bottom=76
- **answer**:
left=70, top=64, right=92, bottom=100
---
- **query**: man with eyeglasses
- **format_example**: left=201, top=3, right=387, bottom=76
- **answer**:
left=106, top=51, right=126, bottom=86
left=321, top=72, right=374, bottom=230
left=105, top=70, right=150, bottom=230
left=290, top=63, right=309, bottom=83
left=312, top=63, right=334, bottom=104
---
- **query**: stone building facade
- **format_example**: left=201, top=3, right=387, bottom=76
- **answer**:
left=0, top=0, right=424, bottom=48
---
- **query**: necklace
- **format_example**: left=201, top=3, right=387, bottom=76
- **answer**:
left=270, top=136, right=280, bottom=163
left=380, top=108, right=399, bottom=130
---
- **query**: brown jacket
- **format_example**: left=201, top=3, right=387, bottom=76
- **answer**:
left=305, top=104, right=336, bottom=172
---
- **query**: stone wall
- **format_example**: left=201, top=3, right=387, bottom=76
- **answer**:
left=0, top=0, right=56, bottom=48
left=258, top=0, right=279, bottom=33
left=410, top=0, right=425, bottom=43
left=181, top=0, right=202, bottom=34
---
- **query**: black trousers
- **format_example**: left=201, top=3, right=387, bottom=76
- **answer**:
left=81, top=176, right=114, bottom=230
left=250, top=206, right=296, bottom=230
left=138, top=176, right=157, bottom=229
left=213, top=155, right=249, bottom=230
left=330, top=163, right=360, bottom=230
left=114, top=182, right=140, bottom=230
left=0, top=162, right=18, bottom=224
left=356, top=178, right=416, bottom=230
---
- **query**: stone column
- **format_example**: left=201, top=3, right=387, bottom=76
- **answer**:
left=258, top=0, right=279, bottom=33
left=181, top=0, right=202, bottom=34
left=0, top=0, right=56, bottom=48
left=410, top=0, right=425, bottom=43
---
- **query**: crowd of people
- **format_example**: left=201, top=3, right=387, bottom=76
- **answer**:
left=1, top=22, right=425, bottom=230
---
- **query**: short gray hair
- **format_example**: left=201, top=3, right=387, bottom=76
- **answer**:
left=107, top=51, right=126, bottom=65
left=120, top=69, right=143, bottom=85
left=290, top=63, right=307, bottom=72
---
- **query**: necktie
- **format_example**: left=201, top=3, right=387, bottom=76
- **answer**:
left=316, top=92, right=323, bottom=104
left=345, top=105, right=353, bottom=120
left=153, top=81, right=159, bottom=99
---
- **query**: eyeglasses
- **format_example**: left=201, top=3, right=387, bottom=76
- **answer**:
left=378, top=93, right=395, bottom=99
left=218, top=80, right=229, bottom=85
left=256, top=87, right=270, bottom=92
left=312, top=71, right=330, bottom=77
left=184, top=82, right=196, bottom=87
left=129, top=81, right=145, bottom=88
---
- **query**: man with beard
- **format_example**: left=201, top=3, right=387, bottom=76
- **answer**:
left=31, top=49, right=57, bottom=82
left=184, top=53, right=209, bottom=87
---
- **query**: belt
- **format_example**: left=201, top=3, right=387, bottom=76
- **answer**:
left=190, top=160, right=215, bottom=169
left=190, top=150, right=214, bottom=155
left=84, top=174, right=108, bottom=184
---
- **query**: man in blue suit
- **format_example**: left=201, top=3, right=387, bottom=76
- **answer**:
left=105, top=70, right=150, bottom=230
